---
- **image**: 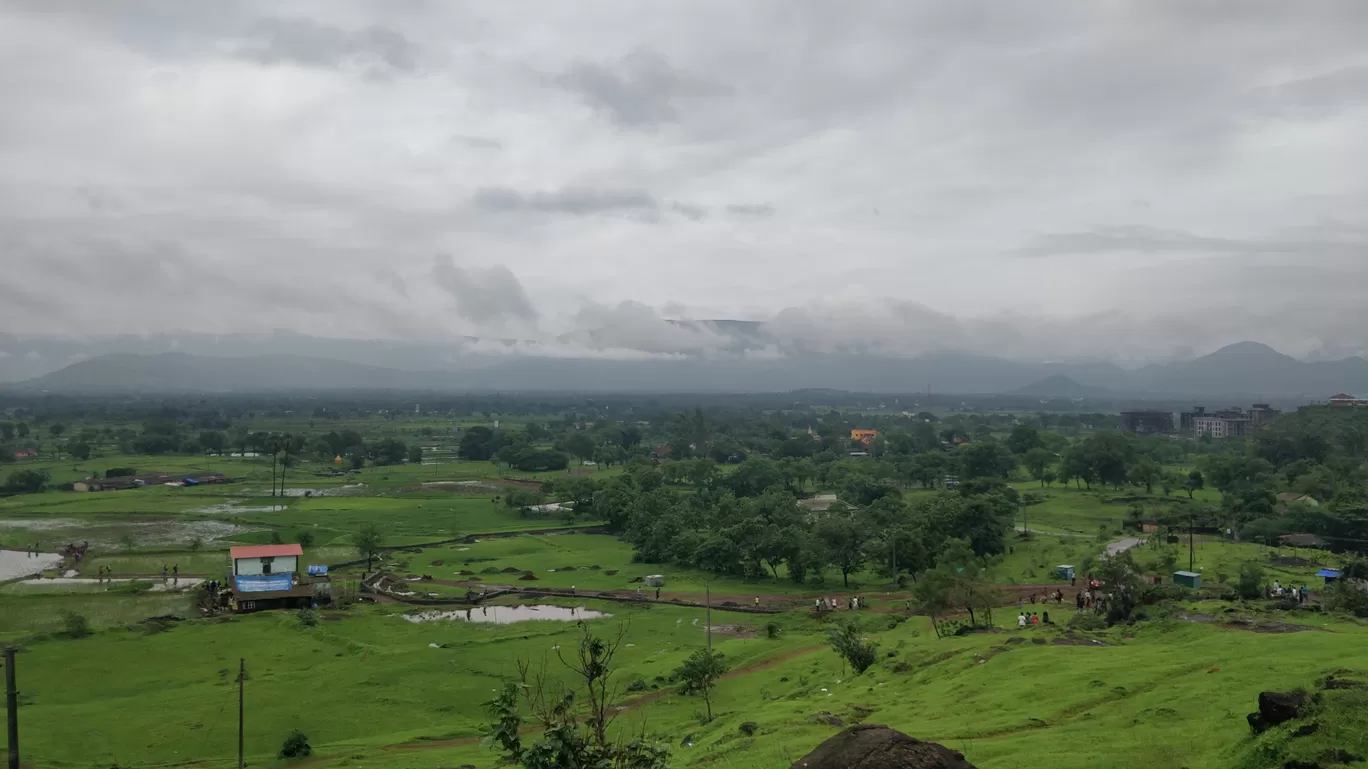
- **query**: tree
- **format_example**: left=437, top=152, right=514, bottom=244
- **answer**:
left=458, top=426, right=499, bottom=461
left=69, top=441, right=92, bottom=461
left=296, top=530, right=316, bottom=548
left=1022, top=448, right=1055, bottom=487
left=906, top=451, right=947, bottom=489
left=1237, top=562, right=1265, bottom=600
left=370, top=438, right=409, bottom=466
left=957, top=440, right=1017, bottom=479
left=1127, top=458, right=1163, bottom=494
left=1006, top=424, right=1042, bottom=455
left=199, top=430, right=227, bottom=456
left=49, top=423, right=66, bottom=438
left=827, top=620, right=878, bottom=675
left=673, top=648, right=728, bottom=721
left=564, top=432, right=597, bottom=465
left=407, top=444, right=424, bottom=464
left=353, top=523, right=384, bottom=572
left=484, top=623, right=668, bottom=769
left=2, top=469, right=51, bottom=494
left=1183, top=469, right=1205, bottom=499
left=816, top=514, right=867, bottom=587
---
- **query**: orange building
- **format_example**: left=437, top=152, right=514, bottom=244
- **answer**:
left=850, top=429, right=878, bottom=445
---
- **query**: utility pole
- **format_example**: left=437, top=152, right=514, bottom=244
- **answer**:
left=1189, top=516, right=1195, bottom=572
left=237, top=658, right=245, bottom=769
left=705, top=583, right=712, bottom=651
left=5, top=646, right=18, bottom=769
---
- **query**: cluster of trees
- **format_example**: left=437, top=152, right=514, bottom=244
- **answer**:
left=546, top=458, right=1016, bottom=588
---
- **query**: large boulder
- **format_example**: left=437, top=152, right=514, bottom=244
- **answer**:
left=791, top=725, right=978, bottom=769
left=1247, top=691, right=1308, bottom=733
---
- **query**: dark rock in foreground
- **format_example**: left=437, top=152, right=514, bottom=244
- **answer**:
left=1247, top=691, right=1308, bottom=733
left=791, top=724, right=978, bottom=769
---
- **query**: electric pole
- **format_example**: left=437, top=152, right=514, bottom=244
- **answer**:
left=705, top=583, right=712, bottom=650
left=1189, top=517, right=1195, bottom=572
left=5, top=646, right=18, bottom=769
left=238, top=658, right=245, bottom=769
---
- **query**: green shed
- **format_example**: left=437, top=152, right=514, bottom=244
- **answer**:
left=1173, top=570, right=1202, bottom=589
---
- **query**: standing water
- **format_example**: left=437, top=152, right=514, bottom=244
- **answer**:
left=402, top=605, right=610, bottom=624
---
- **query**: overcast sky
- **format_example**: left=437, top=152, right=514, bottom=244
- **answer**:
left=2, top=1, right=1366, bottom=362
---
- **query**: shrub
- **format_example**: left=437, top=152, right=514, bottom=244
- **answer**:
left=62, top=611, right=89, bottom=638
left=827, top=621, right=879, bottom=675
left=1237, top=563, right=1265, bottom=600
left=739, top=722, right=758, bottom=736
left=297, top=609, right=318, bottom=628
left=1067, top=613, right=1107, bottom=631
left=279, top=730, right=311, bottom=759
left=189, top=537, right=204, bottom=552
left=296, top=530, right=316, bottom=548
left=765, top=622, right=781, bottom=639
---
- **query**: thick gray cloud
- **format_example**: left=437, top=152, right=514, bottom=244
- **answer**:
left=231, top=16, right=418, bottom=73
left=1, top=1, right=1367, bottom=364
left=554, top=49, right=727, bottom=127
left=430, top=256, right=538, bottom=325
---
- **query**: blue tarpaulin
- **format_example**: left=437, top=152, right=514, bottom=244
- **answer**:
left=307, top=565, right=328, bottom=576
left=235, top=574, right=292, bottom=593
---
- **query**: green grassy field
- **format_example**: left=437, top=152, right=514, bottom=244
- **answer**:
left=1, top=596, right=1362, bottom=769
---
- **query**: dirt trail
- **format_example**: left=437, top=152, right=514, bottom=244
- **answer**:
left=382, top=645, right=823, bottom=751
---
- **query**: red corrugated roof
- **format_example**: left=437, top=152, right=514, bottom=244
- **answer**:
left=1329, top=393, right=1358, bottom=400
left=230, top=544, right=303, bottom=560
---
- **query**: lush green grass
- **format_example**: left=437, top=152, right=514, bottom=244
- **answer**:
left=373, top=533, right=902, bottom=601
left=5, top=596, right=1361, bottom=769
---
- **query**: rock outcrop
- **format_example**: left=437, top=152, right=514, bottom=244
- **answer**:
left=791, top=724, right=978, bottom=769
left=1247, top=691, right=1308, bottom=733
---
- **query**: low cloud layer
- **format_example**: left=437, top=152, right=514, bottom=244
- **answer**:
left=1, top=1, right=1367, bottom=365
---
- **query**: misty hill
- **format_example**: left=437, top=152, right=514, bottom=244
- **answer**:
left=15, top=353, right=452, bottom=393
left=1012, top=375, right=1112, bottom=398
left=10, top=342, right=1368, bottom=397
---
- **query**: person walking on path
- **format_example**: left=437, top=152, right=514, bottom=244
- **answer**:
left=1018, top=612, right=1027, bottom=628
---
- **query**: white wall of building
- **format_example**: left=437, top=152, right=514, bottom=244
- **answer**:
left=233, top=555, right=298, bottom=576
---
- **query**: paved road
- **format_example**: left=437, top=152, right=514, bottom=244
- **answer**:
left=1105, top=537, right=1145, bottom=556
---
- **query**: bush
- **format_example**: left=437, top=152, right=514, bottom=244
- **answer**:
left=279, top=730, right=311, bottom=759
left=1067, top=613, right=1107, bottom=631
left=827, top=621, right=879, bottom=675
left=296, top=530, right=315, bottom=548
left=739, top=722, right=758, bottom=736
left=1237, top=563, right=1265, bottom=600
left=297, top=609, right=318, bottom=628
left=765, top=622, right=781, bottom=639
left=62, top=611, right=89, bottom=638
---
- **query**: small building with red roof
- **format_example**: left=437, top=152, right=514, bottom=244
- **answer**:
left=1328, top=393, right=1367, bottom=407
left=227, top=543, right=316, bottom=613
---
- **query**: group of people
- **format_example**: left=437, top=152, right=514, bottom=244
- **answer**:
left=1017, top=611, right=1049, bottom=626
left=161, top=564, right=180, bottom=586
left=1270, top=580, right=1310, bottom=603
left=1077, top=589, right=1109, bottom=615
left=814, top=595, right=867, bottom=611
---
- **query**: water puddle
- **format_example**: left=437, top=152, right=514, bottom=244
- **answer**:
left=189, top=501, right=288, bottom=515
left=401, top=605, right=610, bottom=624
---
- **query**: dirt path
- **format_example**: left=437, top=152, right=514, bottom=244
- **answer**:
left=382, top=645, right=824, bottom=751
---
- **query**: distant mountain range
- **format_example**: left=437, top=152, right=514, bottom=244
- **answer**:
left=6, top=340, right=1368, bottom=399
